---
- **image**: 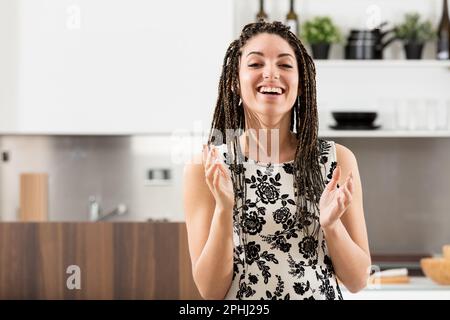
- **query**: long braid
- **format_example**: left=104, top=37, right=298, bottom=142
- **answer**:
left=208, top=21, right=326, bottom=290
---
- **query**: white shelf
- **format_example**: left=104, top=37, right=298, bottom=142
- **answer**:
left=315, top=60, right=450, bottom=68
left=319, top=129, right=450, bottom=138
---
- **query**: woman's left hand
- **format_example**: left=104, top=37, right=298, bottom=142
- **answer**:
left=319, top=165, right=354, bottom=230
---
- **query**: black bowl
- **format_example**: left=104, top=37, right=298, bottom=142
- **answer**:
left=332, top=112, right=377, bottom=126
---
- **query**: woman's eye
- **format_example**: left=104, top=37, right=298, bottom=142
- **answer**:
left=248, top=63, right=292, bottom=68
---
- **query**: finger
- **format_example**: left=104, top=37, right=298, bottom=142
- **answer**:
left=205, top=162, right=220, bottom=180
left=327, top=166, right=341, bottom=190
left=347, top=173, right=354, bottom=195
left=337, top=192, right=345, bottom=209
left=343, top=184, right=352, bottom=206
left=213, top=166, right=220, bottom=190
left=204, top=145, right=214, bottom=171
left=341, top=173, right=352, bottom=190
left=217, top=163, right=230, bottom=178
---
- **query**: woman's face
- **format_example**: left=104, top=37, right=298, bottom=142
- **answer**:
left=239, top=33, right=299, bottom=121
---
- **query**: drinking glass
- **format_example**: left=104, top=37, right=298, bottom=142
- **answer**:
left=425, top=99, right=438, bottom=131
left=396, top=100, right=409, bottom=130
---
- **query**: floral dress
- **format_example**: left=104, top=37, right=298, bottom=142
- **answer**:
left=220, top=139, right=343, bottom=300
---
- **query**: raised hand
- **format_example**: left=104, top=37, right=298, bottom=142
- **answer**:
left=202, top=145, right=235, bottom=211
left=319, top=165, right=354, bottom=230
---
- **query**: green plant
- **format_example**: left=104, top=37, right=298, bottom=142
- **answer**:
left=395, top=12, right=435, bottom=43
left=301, top=16, right=341, bottom=44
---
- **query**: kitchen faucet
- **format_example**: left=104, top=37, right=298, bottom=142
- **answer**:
left=88, top=196, right=128, bottom=221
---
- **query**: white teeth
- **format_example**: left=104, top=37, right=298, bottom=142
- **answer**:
left=258, top=86, right=283, bottom=94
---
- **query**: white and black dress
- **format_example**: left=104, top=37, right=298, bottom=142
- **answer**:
left=219, top=139, right=343, bottom=300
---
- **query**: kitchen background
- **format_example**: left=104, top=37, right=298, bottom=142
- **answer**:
left=1, top=0, right=450, bottom=258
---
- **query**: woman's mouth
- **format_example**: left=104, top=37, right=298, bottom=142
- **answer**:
left=256, top=86, right=285, bottom=99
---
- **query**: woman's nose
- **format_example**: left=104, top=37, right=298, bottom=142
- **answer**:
left=263, top=66, right=280, bottom=80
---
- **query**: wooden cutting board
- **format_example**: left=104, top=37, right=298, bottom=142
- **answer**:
left=368, top=275, right=410, bottom=284
left=19, top=173, right=48, bottom=221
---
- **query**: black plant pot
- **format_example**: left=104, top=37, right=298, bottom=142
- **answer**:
left=404, top=42, right=424, bottom=59
left=311, top=43, right=331, bottom=59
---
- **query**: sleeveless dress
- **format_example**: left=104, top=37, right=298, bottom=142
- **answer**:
left=218, top=139, right=343, bottom=300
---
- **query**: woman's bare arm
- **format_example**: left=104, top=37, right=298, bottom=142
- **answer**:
left=322, top=143, right=371, bottom=293
left=183, top=149, right=234, bottom=299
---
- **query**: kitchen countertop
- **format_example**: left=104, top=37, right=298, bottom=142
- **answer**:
left=342, top=277, right=450, bottom=300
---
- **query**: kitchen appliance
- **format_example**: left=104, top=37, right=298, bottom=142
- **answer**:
left=345, top=22, right=397, bottom=59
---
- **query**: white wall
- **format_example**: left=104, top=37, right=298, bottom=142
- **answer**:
left=6, top=0, right=234, bottom=134
left=0, top=0, right=19, bottom=130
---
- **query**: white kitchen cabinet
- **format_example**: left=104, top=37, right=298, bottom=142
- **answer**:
left=0, top=0, right=233, bottom=134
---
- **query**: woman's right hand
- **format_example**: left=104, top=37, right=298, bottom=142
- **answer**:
left=202, top=145, right=235, bottom=211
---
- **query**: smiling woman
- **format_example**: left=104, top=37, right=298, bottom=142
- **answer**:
left=239, top=35, right=298, bottom=122
left=183, top=21, right=371, bottom=300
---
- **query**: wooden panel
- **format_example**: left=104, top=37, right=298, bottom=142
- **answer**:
left=19, top=173, right=48, bottom=221
left=0, top=222, right=201, bottom=299
left=113, top=223, right=155, bottom=299
left=37, top=223, right=64, bottom=299
left=179, top=224, right=202, bottom=300
left=62, top=223, right=114, bottom=299
left=153, top=223, right=180, bottom=299
left=0, top=223, right=39, bottom=299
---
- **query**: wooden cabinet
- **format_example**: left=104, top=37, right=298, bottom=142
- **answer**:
left=0, top=0, right=233, bottom=134
left=0, top=222, right=202, bottom=299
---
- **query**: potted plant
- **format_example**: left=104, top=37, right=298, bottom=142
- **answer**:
left=301, top=16, right=341, bottom=59
left=394, top=12, right=435, bottom=59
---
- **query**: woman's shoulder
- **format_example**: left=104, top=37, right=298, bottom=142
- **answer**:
left=318, top=139, right=355, bottom=160
left=334, top=142, right=357, bottom=165
left=322, top=141, right=358, bottom=171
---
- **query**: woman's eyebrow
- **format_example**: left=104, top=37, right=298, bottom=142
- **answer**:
left=246, top=51, right=294, bottom=59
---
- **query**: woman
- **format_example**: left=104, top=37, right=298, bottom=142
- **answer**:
left=183, top=21, right=371, bottom=300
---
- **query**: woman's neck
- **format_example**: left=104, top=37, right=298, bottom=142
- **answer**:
left=240, top=127, right=297, bottom=164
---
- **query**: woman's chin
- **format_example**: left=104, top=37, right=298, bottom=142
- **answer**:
left=262, top=101, right=290, bottom=112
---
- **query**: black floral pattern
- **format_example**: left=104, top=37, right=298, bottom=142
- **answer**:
left=248, top=274, right=259, bottom=285
left=241, top=210, right=266, bottom=235
left=298, top=236, right=319, bottom=260
left=273, top=206, right=290, bottom=224
left=286, top=254, right=305, bottom=278
left=316, top=266, right=341, bottom=300
left=237, top=280, right=256, bottom=299
left=282, top=162, right=294, bottom=174
left=245, top=241, right=261, bottom=265
left=293, top=280, right=311, bottom=296
left=252, top=170, right=281, bottom=204
left=221, top=140, right=343, bottom=300
left=264, top=275, right=290, bottom=300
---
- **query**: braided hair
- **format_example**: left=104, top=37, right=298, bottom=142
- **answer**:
left=207, top=20, right=326, bottom=277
